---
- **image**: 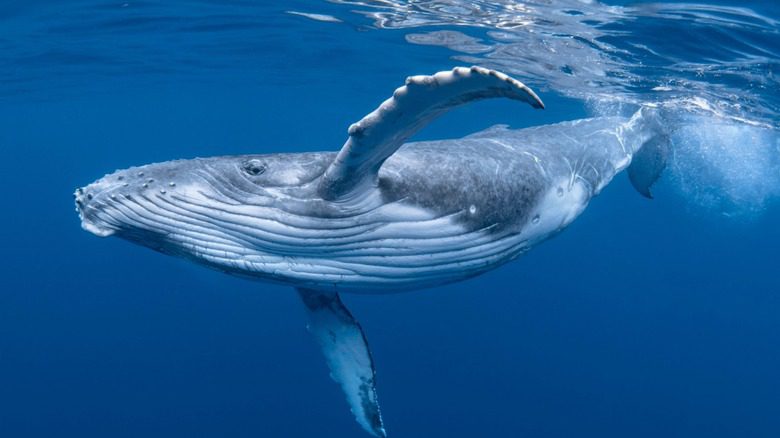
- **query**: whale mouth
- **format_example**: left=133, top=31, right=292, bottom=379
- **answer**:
left=74, top=187, right=117, bottom=238
left=79, top=219, right=116, bottom=237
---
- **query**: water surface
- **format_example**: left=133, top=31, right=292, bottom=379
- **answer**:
left=1, top=1, right=779, bottom=437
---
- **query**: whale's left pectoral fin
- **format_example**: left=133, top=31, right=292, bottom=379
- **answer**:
left=318, top=66, right=544, bottom=201
left=297, top=288, right=386, bottom=437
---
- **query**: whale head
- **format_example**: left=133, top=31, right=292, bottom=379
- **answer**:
left=75, top=153, right=336, bottom=275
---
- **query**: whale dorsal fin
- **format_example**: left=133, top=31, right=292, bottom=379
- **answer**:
left=318, top=66, right=544, bottom=200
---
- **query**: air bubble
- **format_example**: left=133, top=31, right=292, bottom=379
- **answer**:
left=169, top=182, right=176, bottom=187
left=469, top=204, right=477, bottom=214
left=532, top=214, right=540, bottom=224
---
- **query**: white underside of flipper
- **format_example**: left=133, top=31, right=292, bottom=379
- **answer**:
left=298, top=289, right=386, bottom=437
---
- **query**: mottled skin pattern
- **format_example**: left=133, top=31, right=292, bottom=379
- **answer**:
left=74, top=67, right=663, bottom=437
left=78, top=115, right=648, bottom=294
left=380, top=140, right=546, bottom=232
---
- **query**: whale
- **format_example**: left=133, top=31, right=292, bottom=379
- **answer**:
left=75, top=66, right=667, bottom=437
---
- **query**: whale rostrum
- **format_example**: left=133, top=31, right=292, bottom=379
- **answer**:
left=75, top=67, right=666, bottom=436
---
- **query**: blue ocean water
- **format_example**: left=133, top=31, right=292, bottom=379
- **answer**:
left=1, top=0, right=779, bottom=437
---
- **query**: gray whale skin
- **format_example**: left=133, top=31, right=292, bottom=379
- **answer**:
left=75, top=66, right=666, bottom=437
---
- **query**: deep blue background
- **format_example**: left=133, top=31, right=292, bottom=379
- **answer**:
left=1, top=1, right=779, bottom=437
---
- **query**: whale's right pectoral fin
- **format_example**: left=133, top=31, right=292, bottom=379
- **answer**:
left=297, top=288, right=386, bottom=437
left=318, top=66, right=544, bottom=201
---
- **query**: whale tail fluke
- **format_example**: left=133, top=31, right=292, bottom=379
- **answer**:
left=628, top=131, right=671, bottom=198
left=625, top=106, right=672, bottom=199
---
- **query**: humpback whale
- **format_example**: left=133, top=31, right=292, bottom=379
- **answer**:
left=75, top=66, right=667, bottom=436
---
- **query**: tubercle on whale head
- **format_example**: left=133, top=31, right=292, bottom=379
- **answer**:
left=73, top=152, right=339, bottom=251
left=74, top=160, right=197, bottom=240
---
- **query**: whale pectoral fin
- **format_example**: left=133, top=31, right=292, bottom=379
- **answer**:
left=628, top=133, right=671, bottom=199
left=297, top=288, right=386, bottom=437
left=318, top=66, right=544, bottom=200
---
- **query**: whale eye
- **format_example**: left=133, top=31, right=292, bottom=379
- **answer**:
left=242, top=159, right=267, bottom=176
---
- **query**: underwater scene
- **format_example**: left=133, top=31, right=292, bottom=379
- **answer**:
left=1, top=0, right=779, bottom=437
